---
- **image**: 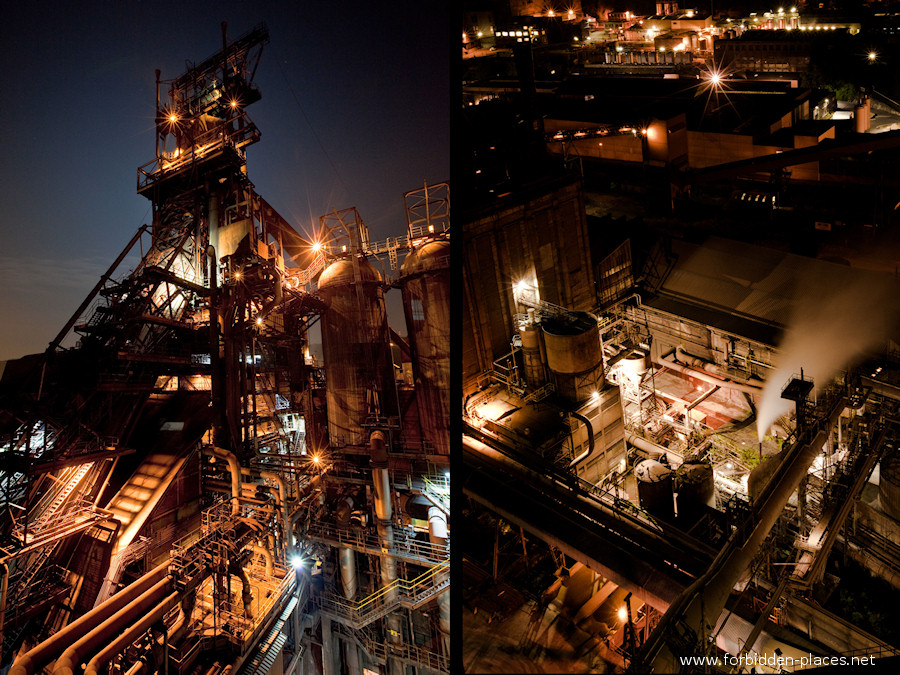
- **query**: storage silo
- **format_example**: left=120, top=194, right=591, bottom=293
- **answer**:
left=400, top=238, right=450, bottom=456
left=541, top=311, right=603, bottom=403
left=318, top=255, right=396, bottom=447
left=634, top=458, right=675, bottom=521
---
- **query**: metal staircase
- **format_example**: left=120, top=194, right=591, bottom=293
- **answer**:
left=313, top=560, right=449, bottom=630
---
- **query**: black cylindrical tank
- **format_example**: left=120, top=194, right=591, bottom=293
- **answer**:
left=635, top=458, right=675, bottom=521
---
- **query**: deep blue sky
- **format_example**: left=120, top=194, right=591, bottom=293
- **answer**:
left=0, top=1, right=449, bottom=360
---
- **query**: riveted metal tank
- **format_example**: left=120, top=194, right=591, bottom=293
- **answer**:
left=635, top=458, right=675, bottom=521
left=318, top=255, right=396, bottom=447
left=541, top=311, right=603, bottom=403
left=400, top=238, right=450, bottom=456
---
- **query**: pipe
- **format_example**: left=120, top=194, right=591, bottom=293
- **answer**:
left=0, top=562, right=7, bottom=654
left=10, top=562, right=170, bottom=675
left=124, top=660, right=146, bottom=675
left=250, top=542, right=274, bottom=577
left=428, top=507, right=450, bottom=652
left=656, top=351, right=763, bottom=395
left=370, top=431, right=392, bottom=522
left=230, top=562, right=253, bottom=619
left=240, top=467, right=291, bottom=553
left=205, top=446, right=241, bottom=516
left=290, top=474, right=323, bottom=525
left=369, top=430, right=402, bottom=666
left=626, top=432, right=677, bottom=465
left=642, top=395, right=845, bottom=671
left=255, top=269, right=283, bottom=322
left=338, top=547, right=357, bottom=600
left=52, top=577, right=172, bottom=675
left=568, top=410, right=596, bottom=468
left=167, top=588, right=197, bottom=646
left=82, top=591, right=181, bottom=675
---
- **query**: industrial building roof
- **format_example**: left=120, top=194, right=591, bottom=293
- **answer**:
left=648, top=236, right=900, bottom=345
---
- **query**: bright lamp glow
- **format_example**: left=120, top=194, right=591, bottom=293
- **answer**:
left=617, top=606, right=628, bottom=622
left=291, top=556, right=305, bottom=570
left=312, top=241, right=323, bottom=252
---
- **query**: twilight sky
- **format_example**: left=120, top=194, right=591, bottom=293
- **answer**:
left=0, top=1, right=449, bottom=360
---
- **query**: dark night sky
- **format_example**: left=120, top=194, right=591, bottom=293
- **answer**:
left=0, top=1, right=449, bottom=360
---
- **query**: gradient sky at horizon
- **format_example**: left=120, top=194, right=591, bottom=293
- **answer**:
left=0, top=1, right=449, bottom=360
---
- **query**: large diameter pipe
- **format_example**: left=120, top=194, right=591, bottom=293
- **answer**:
left=370, top=430, right=402, bottom=671
left=645, top=398, right=844, bottom=671
left=568, top=410, right=596, bottom=468
left=259, top=469, right=291, bottom=553
left=10, top=562, right=169, bottom=675
left=205, top=446, right=242, bottom=516
left=82, top=592, right=181, bottom=675
left=339, top=547, right=357, bottom=600
left=52, top=577, right=172, bottom=675
left=656, top=352, right=762, bottom=395
left=428, top=507, right=450, bottom=653
left=370, top=431, right=391, bottom=522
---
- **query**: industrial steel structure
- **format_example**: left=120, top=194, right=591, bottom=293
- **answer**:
left=462, top=173, right=900, bottom=672
left=0, top=24, right=449, bottom=675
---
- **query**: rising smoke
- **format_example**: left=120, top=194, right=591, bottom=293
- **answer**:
left=756, top=267, right=898, bottom=441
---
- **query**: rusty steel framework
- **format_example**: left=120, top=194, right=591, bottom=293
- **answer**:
left=0, top=23, right=449, bottom=675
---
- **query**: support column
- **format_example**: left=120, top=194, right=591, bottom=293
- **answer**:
left=321, top=616, right=334, bottom=675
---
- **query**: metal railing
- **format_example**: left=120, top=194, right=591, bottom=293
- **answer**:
left=312, top=560, right=449, bottom=629
left=137, top=113, right=259, bottom=191
left=306, top=522, right=449, bottom=565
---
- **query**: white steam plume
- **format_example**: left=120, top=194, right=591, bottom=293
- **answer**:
left=756, top=269, right=896, bottom=441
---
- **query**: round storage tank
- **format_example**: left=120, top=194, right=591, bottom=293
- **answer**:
left=880, top=451, right=900, bottom=521
left=400, top=238, right=450, bottom=457
left=520, top=324, right=547, bottom=388
left=318, top=255, right=396, bottom=447
left=635, top=459, right=675, bottom=521
left=541, top=311, right=602, bottom=403
left=676, top=462, right=715, bottom=522
left=620, top=351, right=648, bottom=386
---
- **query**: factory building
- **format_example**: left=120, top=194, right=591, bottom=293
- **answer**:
left=462, top=126, right=900, bottom=672
left=0, top=25, right=449, bottom=675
